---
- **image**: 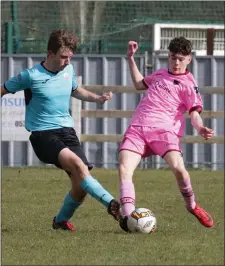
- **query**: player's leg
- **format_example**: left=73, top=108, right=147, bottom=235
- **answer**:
left=163, top=151, right=214, bottom=227
left=65, top=170, right=88, bottom=202
left=53, top=171, right=87, bottom=230
left=119, top=126, right=145, bottom=217
left=149, top=129, right=213, bottom=228
left=119, top=150, right=141, bottom=216
left=30, top=128, right=121, bottom=230
left=58, top=128, right=121, bottom=220
left=58, top=148, right=121, bottom=220
left=29, top=130, right=83, bottom=231
left=148, top=129, right=197, bottom=210
left=54, top=153, right=93, bottom=226
left=163, top=151, right=196, bottom=209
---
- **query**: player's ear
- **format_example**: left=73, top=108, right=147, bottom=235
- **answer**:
left=185, top=54, right=192, bottom=66
left=47, top=50, right=54, bottom=57
left=188, top=54, right=192, bottom=64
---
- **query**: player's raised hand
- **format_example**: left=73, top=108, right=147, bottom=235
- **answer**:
left=198, top=126, right=214, bottom=140
left=97, top=91, right=113, bottom=104
left=127, top=41, right=138, bottom=58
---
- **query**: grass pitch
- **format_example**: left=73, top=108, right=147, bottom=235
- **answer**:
left=1, top=168, right=224, bottom=265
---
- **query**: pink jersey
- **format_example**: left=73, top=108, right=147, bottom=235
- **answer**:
left=129, top=69, right=203, bottom=137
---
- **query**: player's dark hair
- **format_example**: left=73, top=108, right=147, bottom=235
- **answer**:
left=168, top=37, right=192, bottom=55
left=47, top=29, right=78, bottom=54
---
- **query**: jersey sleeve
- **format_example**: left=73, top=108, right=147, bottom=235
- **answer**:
left=142, top=73, right=154, bottom=88
left=182, top=84, right=203, bottom=114
left=4, top=69, right=31, bottom=94
left=142, top=70, right=161, bottom=88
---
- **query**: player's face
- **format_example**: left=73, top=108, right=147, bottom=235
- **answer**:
left=168, top=52, right=192, bottom=74
left=49, top=49, right=73, bottom=71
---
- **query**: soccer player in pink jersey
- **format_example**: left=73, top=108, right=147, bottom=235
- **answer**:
left=119, top=37, right=214, bottom=231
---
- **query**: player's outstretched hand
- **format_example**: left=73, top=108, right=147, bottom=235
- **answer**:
left=97, top=91, right=113, bottom=104
left=198, top=126, right=214, bottom=140
left=127, top=41, right=138, bottom=58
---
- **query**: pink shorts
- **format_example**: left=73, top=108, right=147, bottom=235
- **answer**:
left=119, top=126, right=182, bottom=158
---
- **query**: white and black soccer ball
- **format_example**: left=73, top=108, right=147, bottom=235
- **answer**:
left=127, top=208, right=157, bottom=234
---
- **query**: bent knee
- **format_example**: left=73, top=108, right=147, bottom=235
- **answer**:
left=59, top=148, right=89, bottom=177
left=71, top=160, right=89, bottom=174
left=170, top=163, right=187, bottom=176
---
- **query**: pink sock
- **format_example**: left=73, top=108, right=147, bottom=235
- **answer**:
left=120, top=180, right=135, bottom=216
left=177, top=178, right=196, bottom=210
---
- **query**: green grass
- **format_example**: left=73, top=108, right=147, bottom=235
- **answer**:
left=2, top=168, right=224, bottom=265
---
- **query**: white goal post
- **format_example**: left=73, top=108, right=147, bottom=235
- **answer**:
left=153, top=23, right=224, bottom=55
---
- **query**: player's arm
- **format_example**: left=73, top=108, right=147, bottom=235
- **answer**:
left=72, top=85, right=112, bottom=104
left=127, top=41, right=146, bottom=90
left=1, top=85, right=9, bottom=98
left=70, top=66, right=112, bottom=104
left=185, top=80, right=214, bottom=140
left=1, top=70, right=31, bottom=97
left=190, top=110, right=204, bottom=132
left=190, top=111, right=214, bottom=140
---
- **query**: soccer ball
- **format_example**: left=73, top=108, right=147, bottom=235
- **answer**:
left=126, top=208, right=157, bottom=233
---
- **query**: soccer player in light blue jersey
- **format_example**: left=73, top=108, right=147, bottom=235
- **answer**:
left=1, top=29, right=122, bottom=231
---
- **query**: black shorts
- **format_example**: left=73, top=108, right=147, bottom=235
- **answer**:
left=29, top=127, right=93, bottom=171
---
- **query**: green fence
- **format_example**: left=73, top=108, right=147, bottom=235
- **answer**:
left=1, top=1, right=224, bottom=54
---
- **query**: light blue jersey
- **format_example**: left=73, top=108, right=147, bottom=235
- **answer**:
left=4, top=62, right=78, bottom=131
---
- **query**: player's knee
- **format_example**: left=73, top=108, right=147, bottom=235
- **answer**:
left=70, top=158, right=89, bottom=178
left=119, top=163, right=134, bottom=180
left=171, top=163, right=186, bottom=177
